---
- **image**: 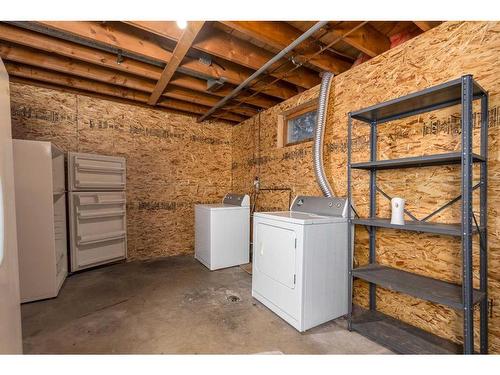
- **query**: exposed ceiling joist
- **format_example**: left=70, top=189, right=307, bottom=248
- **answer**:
left=413, top=21, right=438, bottom=32
left=0, top=23, right=277, bottom=110
left=0, top=22, right=160, bottom=80
left=0, top=41, right=253, bottom=118
left=125, top=21, right=321, bottom=89
left=326, top=22, right=391, bottom=58
left=148, top=21, right=205, bottom=105
left=123, top=21, right=182, bottom=40
left=34, top=21, right=298, bottom=100
left=0, top=41, right=154, bottom=92
left=5, top=62, right=245, bottom=123
left=169, top=73, right=279, bottom=108
left=2, top=21, right=440, bottom=123
left=195, top=28, right=321, bottom=89
left=219, top=21, right=351, bottom=74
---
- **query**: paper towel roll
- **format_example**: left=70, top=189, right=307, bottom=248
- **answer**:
left=391, top=197, right=405, bottom=225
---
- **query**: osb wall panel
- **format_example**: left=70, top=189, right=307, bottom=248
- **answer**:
left=10, top=82, right=233, bottom=260
left=231, top=21, right=500, bottom=353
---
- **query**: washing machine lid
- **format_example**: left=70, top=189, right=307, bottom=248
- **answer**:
left=196, top=203, right=249, bottom=211
left=254, top=211, right=346, bottom=225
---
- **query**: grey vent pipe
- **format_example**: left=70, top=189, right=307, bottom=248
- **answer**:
left=313, top=72, right=334, bottom=197
left=197, top=21, right=330, bottom=122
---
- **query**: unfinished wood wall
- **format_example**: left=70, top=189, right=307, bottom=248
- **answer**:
left=232, top=21, right=500, bottom=353
left=9, top=82, right=233, bottom=260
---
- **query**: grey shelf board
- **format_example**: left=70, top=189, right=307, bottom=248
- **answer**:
left=350, top=76, right=487, bottom=124
left=351, top=152, right=485, bottom=170
left=352, top=264, right=485, bottom=309
left=351, top=217, right=482, bottom=236
left=351, top=306, right=462, bottom=354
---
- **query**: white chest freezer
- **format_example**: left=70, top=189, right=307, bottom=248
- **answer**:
left=195, top=193, right=250, bottom=270
left=252, top=195, right=350, bottom=332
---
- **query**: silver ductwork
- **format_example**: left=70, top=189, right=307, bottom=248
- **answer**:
left=313, top=72, right=335, bottom=198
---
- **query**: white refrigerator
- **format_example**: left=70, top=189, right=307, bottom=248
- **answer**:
left=13, top=140, right=68, bottom=303
left=67, top=152, right=127, bottom=272
left=0, top=58, right=22, bottom=353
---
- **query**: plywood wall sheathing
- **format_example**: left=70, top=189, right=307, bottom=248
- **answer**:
left=231, top=21, right=500, bottom=353
left=10, top=82, right=233, bottom=260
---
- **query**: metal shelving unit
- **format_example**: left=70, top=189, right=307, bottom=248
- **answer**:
left=346, top=75, right=489, bottom=354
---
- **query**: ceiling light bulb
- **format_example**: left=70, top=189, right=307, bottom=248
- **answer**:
left=176, top=20, right=187, bottom=29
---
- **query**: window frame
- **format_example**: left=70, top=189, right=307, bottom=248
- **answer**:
left=278, top=99, right=318, bottom=148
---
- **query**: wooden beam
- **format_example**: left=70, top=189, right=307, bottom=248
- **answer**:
left=35, top=21, right=298, bottom=100
left=163, top=86, right=258, bottom=117
left=413, top=21, right=437, bottom=32
left=149, top=21, right=204, bottom=105
left=0, top=23, right=276, bottom=110
left=220, top=21, right=351, bottom=74
left=6, top=62, right=149, bottom=102
left=0, top=41, right=155, bottom=92
left=10, top=75, right=239, bottom=125
left=0, top=22, right=161, bottom=80
left=5, top=62, right=246, bottom=123
left=169, top=73, right=279, bottom=108
left=0, top=42, right=253, bottom=119
left=324, top=22, right=391, bottom=58
left=126, top=21, right=321, bottom=89
left=123, top=21, right=183, bottom=40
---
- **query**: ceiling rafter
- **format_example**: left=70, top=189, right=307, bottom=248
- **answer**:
left=323, top=22, right=391, bottom=58
left=413, top=21, right=439, bottom=32
left=34, top=21, right=299, bottom=100
left=1, top=21, right=442, bottom=123
left=148, top=21, right=205, bottom=105
left=0, top=41, right=254, bottom=119
left=201, top=21, right=372, bottom=122
left=0, top=22, right=277, bottom=109
left=5, top=62, right=244, bottom=123
left=169, top=73, right=279, bottom=108
left=125, top=21, right=321, bottom=89
left=219, top=21, right=351, bottom=74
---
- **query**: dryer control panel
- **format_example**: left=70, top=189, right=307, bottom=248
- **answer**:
left=291, top=195, right=348, bottom=218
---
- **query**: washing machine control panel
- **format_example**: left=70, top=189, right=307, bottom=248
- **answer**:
left=223, top=193, right=250, bottom=207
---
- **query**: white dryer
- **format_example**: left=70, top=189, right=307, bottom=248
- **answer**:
left=195, top=193, right=250, bottom=270
left=252, top=195, right=350, bottom=332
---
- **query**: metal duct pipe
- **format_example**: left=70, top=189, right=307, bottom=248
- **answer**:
left=313, top=72, right=334, bottom=197
left=197, top=21, right=329, bottom=122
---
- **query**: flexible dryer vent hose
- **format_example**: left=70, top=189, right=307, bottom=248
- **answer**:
left=313, top=72, right=334, bottom=197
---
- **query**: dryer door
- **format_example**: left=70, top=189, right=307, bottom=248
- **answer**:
left=256, top=223, right=296, bottom=289
left=253, top=219, right=301, bottom=322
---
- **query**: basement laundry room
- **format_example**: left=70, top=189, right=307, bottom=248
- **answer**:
left=1, top=2, right=500, bottom=369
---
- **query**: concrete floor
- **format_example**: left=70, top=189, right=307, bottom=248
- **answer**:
left=21, top=256, right=392, bottom=354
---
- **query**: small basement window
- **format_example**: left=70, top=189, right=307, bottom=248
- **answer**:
left=278, top=100, right=318, bottom=147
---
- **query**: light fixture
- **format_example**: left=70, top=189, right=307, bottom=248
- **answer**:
left=176, top=20, right=187, bottom=29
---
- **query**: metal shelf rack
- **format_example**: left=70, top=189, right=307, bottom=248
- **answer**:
left=346, top=75, right=489, bottom=354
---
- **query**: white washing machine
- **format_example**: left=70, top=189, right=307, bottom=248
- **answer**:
left=195, top=193, right=250, bottom=270
left=252, top=195, right=350, bottom=332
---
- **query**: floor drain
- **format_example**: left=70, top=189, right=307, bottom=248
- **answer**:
left=227, top=295, right=241, bottom=303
